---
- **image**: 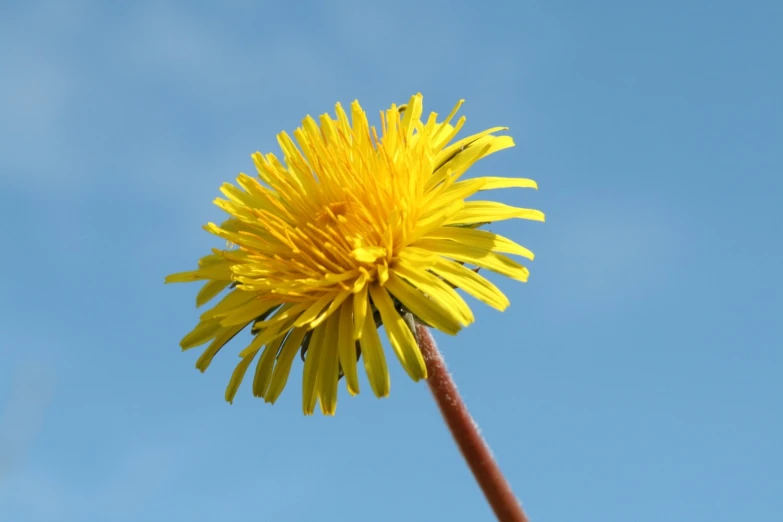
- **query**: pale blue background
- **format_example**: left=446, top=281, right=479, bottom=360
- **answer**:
left=1, top=1, right=781, bottom=521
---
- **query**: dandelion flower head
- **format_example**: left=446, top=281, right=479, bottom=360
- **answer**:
left=166, top=93, right=544, bottom=415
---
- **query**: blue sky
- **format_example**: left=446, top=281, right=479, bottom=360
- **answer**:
left=1, top=0, right=781, bottom=520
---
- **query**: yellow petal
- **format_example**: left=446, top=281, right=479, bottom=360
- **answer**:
left=165, top=265, right=231, bottom=283
left=199, top=289, right=255, bottom=321
left=430, top=103, right=466, bottom=149
left=385, top=272, right=462, bottom=335
left=414, top=238, right=530, bottom=282
left=442, top=176, right=537, bottom=202
left=180, top=319, right=222, bottom=350
left=225, top=351, right=257, bottom=404
left=358, top=305, right=390, bottom=398
left=369, top=284, right=427, bottom=381
left=198, top=252, right=228, bottom=268
left=301, top=324, right=325, bottom=415
left=474, top=176, right=538, bottom=191
left=252, top=334, right=286, bottom=398
left=426, top=140, right=491, bottom=192
left=317, top=313, right=341, bottom=415
left=434, top=128, right=510, bottom=170
left=445, top=201, right=545, bottom=226
left=219, top=298, right=278, bottom=327
left=293, top=293, right=338, bottom=328
left=337, top=297, right=360, bottom=395
left=309, top=291, right=350, bottom=329
left=196, top=280, right=231, bottom=308
left=237, top=320, right=291, bottom=358
left=196, top=325, right=244, bottom=372
left=394, top=257, right=474, bottom=326
left=352, top=285, right=369, bottom=340
left=421, top=173, right=486, bottom=215
left=400, top=93, right=423, bottom=135
left=265, top=327, right=307, bottom=404
left=430, top=258, right=510, bottom=311
left=352, top=246, right=387, bottom=263
left=423, top=226, right=535, bottom=260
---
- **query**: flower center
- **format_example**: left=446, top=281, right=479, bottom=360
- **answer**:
left=314, top=201, right=348, bottom=227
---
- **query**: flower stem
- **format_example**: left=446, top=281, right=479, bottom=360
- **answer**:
left=415, top=324, right=530, bottom=522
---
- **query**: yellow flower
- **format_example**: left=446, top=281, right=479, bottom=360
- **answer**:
left=165, top=93, right=544, bottom=415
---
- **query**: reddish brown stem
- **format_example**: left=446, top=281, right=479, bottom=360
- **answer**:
left=416, top=324, right=529, bottom=522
